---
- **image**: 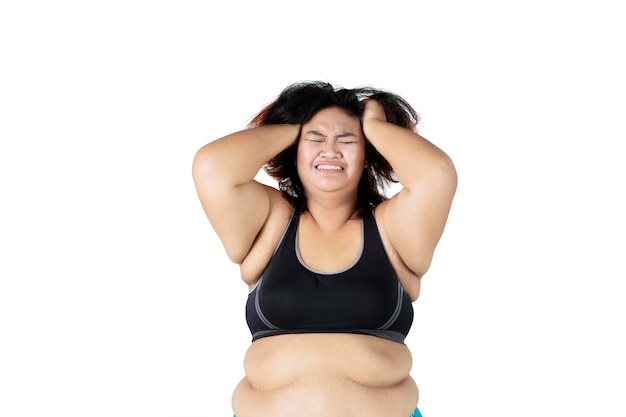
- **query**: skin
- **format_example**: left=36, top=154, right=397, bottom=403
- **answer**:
left=297, top=107, right=366, bottom=212
left=192, top=102, right=457, bottom=417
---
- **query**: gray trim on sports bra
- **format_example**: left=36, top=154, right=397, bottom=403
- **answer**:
left=294, top=217, right=365, bottom=275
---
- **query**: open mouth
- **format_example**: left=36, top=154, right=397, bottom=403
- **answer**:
left=315, top=164, right=344, bottom=171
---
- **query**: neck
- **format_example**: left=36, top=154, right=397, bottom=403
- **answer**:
left=304, top=199, right=360, bottom=232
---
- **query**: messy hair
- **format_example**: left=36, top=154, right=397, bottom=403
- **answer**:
left=247, top=81, right=420, bottom=215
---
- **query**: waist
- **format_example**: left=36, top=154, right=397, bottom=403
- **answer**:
left=243, top=333, right=413, bottom=390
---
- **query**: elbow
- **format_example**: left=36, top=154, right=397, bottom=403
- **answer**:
left=192, top=145, right=224, bottom=185
left=408, top=153, right=458, bottom=194
left=426, top=151, right=457, bottom=194
left=192, top=147, right=208, bottom=178
left=192, top=146, right=213, bottom=175
left=441, top=154, right=458, bottom=191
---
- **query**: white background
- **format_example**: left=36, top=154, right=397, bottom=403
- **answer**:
left=1, top=1, right=625, bottom=416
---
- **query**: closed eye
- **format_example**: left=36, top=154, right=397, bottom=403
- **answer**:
left=337, top=132, right=358, bottom=144
left=304, top=131, right=325, bottom=142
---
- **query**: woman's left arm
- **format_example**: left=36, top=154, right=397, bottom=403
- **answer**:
left=362, top=100, right=457, bottom=278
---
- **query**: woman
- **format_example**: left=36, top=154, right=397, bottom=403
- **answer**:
left=192, top=81, right=457, bottom=417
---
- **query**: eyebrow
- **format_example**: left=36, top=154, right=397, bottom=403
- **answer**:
left=305, top=130, right=357, bottom=138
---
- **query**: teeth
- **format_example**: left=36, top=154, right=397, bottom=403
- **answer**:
left=316, top=165, right=343, bottom=170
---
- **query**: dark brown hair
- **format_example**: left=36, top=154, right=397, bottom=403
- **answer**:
left=247, top=81, right=420, bottom=214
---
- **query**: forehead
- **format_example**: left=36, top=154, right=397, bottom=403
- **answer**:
left=303, top=107, right=361, bottom=131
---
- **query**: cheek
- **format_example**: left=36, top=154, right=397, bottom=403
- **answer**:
left=349, top=147, right=366, bottom=166
left=295, top=147, right=311, bottom=174
left=296, top=144, right=315, bottom=164
left=295, top=148, right=306, bottom=166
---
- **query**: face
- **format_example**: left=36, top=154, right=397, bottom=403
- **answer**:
left=296, top=107, right=366, bottom=197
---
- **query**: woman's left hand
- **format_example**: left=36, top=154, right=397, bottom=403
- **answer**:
left=362, top=99, right=387, bottom=123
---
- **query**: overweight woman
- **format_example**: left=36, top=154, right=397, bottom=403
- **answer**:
left=192, top=81, right=457, bottom=417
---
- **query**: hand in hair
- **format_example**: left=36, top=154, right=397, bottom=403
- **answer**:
left=362, top=99, right=388, bottom=124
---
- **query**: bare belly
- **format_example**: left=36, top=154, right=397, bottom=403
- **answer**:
left=232, top=333, right=419, bottom=417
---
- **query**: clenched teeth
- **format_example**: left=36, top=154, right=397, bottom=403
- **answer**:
left=316, top=165, right=343, bottom=170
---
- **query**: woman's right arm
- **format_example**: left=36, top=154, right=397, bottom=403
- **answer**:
left=192, top=124, right=300, bottom=263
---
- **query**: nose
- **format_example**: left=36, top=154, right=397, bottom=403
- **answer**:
left=320, top=140, right=341, bottom=157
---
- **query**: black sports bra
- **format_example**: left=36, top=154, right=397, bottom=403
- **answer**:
left=245, top=209, right=413, bottom=344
